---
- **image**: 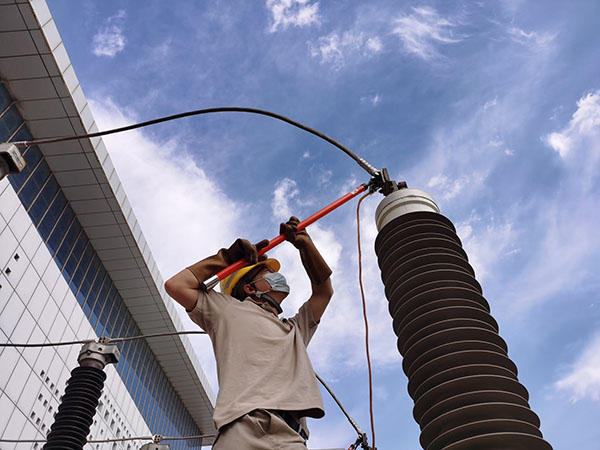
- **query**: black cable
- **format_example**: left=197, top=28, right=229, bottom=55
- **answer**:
left=9, top=106, right=379, bottom=176
left=0, top=330, right=206, bottom=348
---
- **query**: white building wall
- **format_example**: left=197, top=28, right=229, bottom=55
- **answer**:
left=0, top=178, right=151, bottom=450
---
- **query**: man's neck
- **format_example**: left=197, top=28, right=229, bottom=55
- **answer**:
left=249, top=297, right=280, bottom=316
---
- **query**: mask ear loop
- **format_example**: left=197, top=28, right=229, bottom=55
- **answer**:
left=247, top=278, right=283, bottom=314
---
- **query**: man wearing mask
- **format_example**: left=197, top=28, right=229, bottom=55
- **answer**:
left=165, top=216, right=334, bottom=449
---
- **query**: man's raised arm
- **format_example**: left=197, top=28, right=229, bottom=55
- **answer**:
left=280, top=216, right=334, bottom=322
left=165, top=238, right=269, bottom=311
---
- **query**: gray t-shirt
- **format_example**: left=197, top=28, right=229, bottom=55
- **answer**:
left=188, top=289, right=325, bottom=430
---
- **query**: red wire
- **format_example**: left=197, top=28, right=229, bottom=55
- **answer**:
left=357, top=191, right=375, bottom=449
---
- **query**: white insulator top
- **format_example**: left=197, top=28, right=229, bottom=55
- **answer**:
left=375, top=188, right=440, bottom=232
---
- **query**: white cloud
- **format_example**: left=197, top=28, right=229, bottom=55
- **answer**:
left=361, top=93, right=382, bottom=106
left=455, top=214, right=519, bottom=282
left=266, top=0, right=320, bottom=33
left=495, top=86, right=600, bottom=312
left=391, top=7, right=462, bottom=60
left=508, top=27, right=557, bottom=47
left=484, top=97, right=498, bottom=111
left=309, top=31, right=383, bottom=70
left=555, top=332, right=600, bottom=402
left=426, top=172, right=487, bottom=201
left=272, top=177, right=300, bottom=220
left=92, top=10, right=126, bottom=57
left=89, top=98, right=248, bottom=391
left=546, top=90, right=600, bottom=159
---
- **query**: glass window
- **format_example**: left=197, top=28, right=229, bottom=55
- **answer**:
left=0, top=104, right=22, bottom=141
left=11, top=124, right=33, bottom=142
left=29, top=177, right=59, bottom=225
left=111, top=303, right=129, bottom=338
left=55, top=219, right=81, bottom=269
left=105, top=300, right=123, bottom=338
left=89, top=275, right=110, bottom=327
left=78, top=260, right=100, bottom=310
left=82, top=266, right=105, bottom=317
left=47, top=204, right=75, bottom=253
left=38, top=192, right=67, bottom=239
left=18, top=159, right=50, bottom=206
left=71, top=243, right=93, bottom=289
left=0, top=82, right=12, bottom=112
left=63, top=232, right=87, bottom=281
left=126, top=340, right=143, bottom=390
left=96, top=286, right=117, bottom=335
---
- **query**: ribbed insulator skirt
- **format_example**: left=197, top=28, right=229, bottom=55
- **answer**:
left=374, top=211, right=552, bottom=450
left=43, top=366, right=107, bottom=450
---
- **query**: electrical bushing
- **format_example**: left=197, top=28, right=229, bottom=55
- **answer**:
left=43, top=342, right=120, bottom=450
left=374, top=188, right=553, bottom=450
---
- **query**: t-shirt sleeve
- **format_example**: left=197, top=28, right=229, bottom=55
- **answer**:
left=187, top=289, right=234, bottom=335
left=289, top=301, right=319, bottom=346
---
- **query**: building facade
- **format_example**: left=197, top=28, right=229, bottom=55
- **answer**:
left=0, top=1, right=215, bottom=449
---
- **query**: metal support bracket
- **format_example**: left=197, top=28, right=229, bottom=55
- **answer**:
left=368, top=167, right=407, bottom=196
left=78, top=341, right=121, bottom=369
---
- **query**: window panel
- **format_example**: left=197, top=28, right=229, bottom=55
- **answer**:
left=11, top=124, right=33, bottom=142
left=29, top=177, right=59, bottom=225
left=63, top=231, right=86, bottom=280
left=0, top=104, right=23, bottom=141
left=70, top=243, right=93, bottom=289
left=55, top=218, right=81, bottom=269
left=47, top=204, right=75, bottom=253
left=38, top=192, right=67, bottom=239
left=96, top=285, right=117, bottom=335
left=0, top=82, right=12, bottom=112
left=89, top=274, right=110, bottom=327
left=18, top=159, right=50, bottom=206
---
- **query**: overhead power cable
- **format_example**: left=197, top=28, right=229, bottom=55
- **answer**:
left=9, top=106, right=379, bottom=177
left=0, top=330, right=207, bottom=348
left=0, top=433, right=215, bottom=445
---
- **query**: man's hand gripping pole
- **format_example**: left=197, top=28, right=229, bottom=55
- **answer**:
left=202, top=183, right=368, bottom=291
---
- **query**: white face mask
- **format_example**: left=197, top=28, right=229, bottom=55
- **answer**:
left=252, top=272, right=290, bottom=294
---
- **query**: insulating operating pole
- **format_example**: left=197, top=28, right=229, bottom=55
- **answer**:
left=43, top=341, right=120, bottom=450
left=373, top=188, right=553, bottom=450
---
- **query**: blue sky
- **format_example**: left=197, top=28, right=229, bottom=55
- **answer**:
left=47, top=1, right=600, bottom=448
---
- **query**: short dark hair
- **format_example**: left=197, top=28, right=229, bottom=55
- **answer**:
left=231, top=265, right=265, bottom=301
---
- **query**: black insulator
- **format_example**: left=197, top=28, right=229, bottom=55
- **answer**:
left=375, top=211, right=553, bottom=450
left=43, top=366, right=107, bottom=450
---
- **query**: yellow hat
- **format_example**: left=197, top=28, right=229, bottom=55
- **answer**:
left=220, top=258, right=281, bottom=296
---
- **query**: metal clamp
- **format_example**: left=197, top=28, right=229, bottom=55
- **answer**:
left=78, top=341, right=120, bottom=369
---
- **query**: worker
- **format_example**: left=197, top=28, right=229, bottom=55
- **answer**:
left=165, top=216, right=334, bottom=449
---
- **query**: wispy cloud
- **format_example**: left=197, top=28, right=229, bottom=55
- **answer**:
left=555, top=332, right=600, bottom=402
left=545, top=90, right=600, bottom=160
left=266, top=0, right=320, bottom=33
left=391, top=7, right=462, bottom=60
left=360, top=93, right=382, bottom=106
left=272, top=177, right=300, bottom=220
left=309, top=31, right=383, bottom=70
left=508, top=27, right=557, bottom=47
left=455, top=213, right=519, bottom=282
left=497, top=91, right=600, bottom=314
left=92, top=10, right=127, bottom=57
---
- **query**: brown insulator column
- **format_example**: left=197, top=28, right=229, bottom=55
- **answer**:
left=374, top=188, right=552, bottom=450
left=43, top=342, right=120, bottom=450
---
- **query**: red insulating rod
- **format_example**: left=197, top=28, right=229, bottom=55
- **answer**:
left=203, top=183, right=368, bottom=290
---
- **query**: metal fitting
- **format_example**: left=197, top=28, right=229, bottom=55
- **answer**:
left=0, top=143, right=26, bottom=181
left=139, top=444, right=170, bottom=450
left=78, top=341, right=120, bottom=369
